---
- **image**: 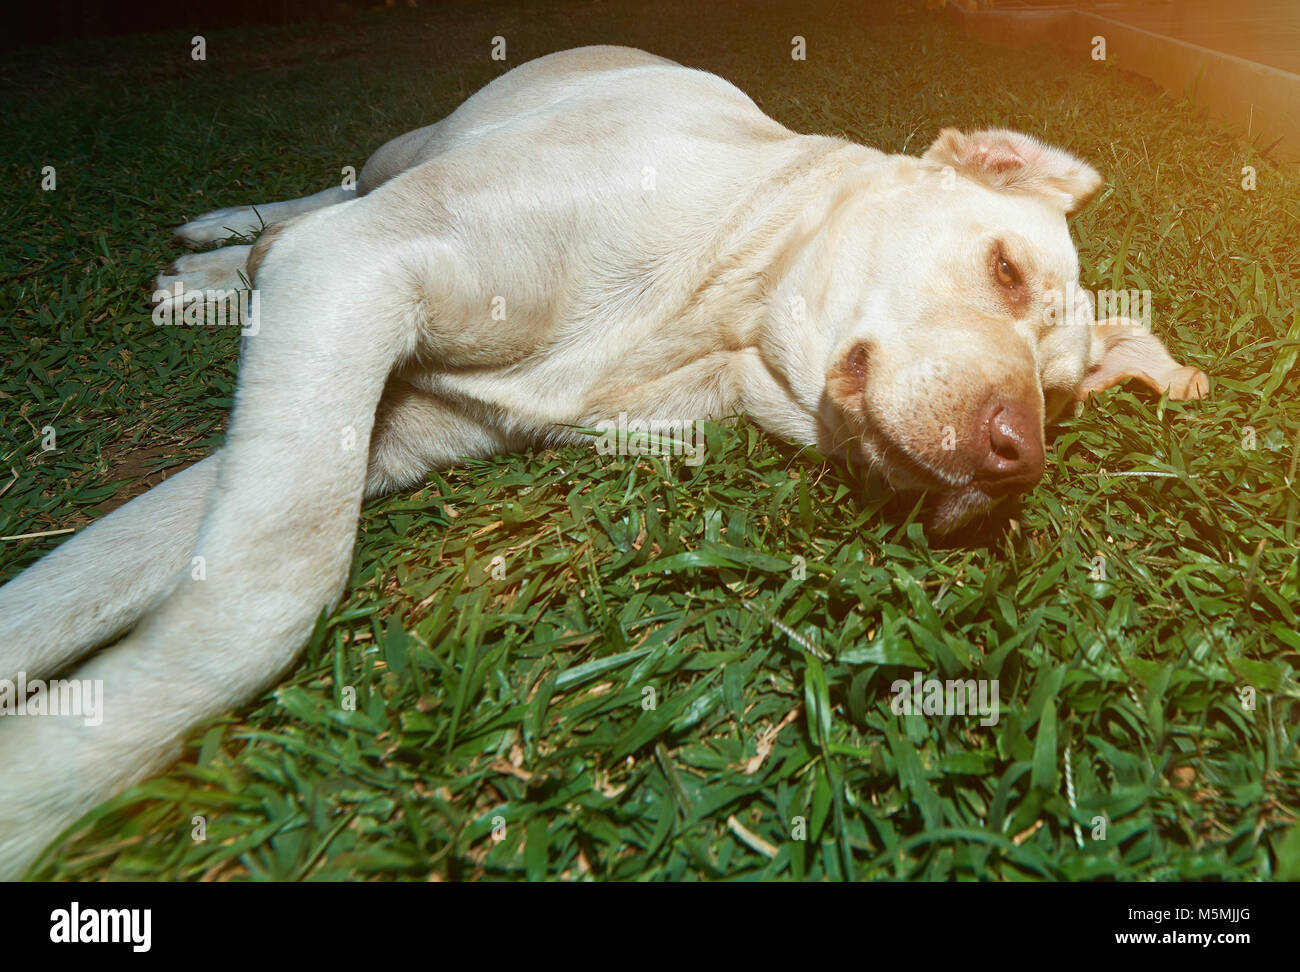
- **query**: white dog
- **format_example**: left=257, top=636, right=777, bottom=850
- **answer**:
left=0, top=46, right=1206, bottom=877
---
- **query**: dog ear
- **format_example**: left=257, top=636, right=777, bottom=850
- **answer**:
left=923, top=128, right=1103, bottom=214
left=1077, top=317, right=1208, bottom=401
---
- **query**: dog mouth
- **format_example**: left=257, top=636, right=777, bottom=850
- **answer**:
left=841, top=389, right=1050, bottom=533
left=892, top=462, right=1002, bottom=534
left=925, top=485, right=1002, bottom=534
left=845, top=414, right=965, bottom=488
left=848, top=426, right=1014, bottom=535
left=829, top=389, right=1046, bottom=534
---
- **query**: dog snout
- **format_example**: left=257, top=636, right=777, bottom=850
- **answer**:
left=972, top=399, right=1044, bottom=495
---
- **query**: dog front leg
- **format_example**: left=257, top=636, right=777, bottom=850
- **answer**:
left=0, top=219, right=424, bottom=878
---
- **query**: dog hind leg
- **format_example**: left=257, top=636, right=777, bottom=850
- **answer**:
left=172, top=185, right=354, bottom=246
left=0, top=203, right=443, bottom=878
left=0, top=455, right=219, bottom=681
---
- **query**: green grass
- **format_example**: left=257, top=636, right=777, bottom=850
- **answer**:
left=1, top=0, right=1298, bottom=880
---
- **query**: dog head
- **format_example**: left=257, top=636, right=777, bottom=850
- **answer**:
left=788, top=128, right=1206, bottom=533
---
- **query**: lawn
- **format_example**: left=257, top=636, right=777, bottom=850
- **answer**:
left=1, top=0, right=1297, bottom=880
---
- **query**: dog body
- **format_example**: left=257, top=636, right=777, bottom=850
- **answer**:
left=0, top=46, right=1205, bottom=877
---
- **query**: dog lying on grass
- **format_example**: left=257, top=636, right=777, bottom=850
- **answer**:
left=0, top=45, right=1206, bottom=877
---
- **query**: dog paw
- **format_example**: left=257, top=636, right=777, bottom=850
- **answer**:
left=173, top=206, right=266, bottom=245
left=152, top=246, right=253, bottom=301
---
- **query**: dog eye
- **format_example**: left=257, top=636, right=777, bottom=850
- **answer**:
left=995, top=255, right=1021, bottom=288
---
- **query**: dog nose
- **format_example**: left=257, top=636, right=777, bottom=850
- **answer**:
left=975, top=400, right=1044, bottom=494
